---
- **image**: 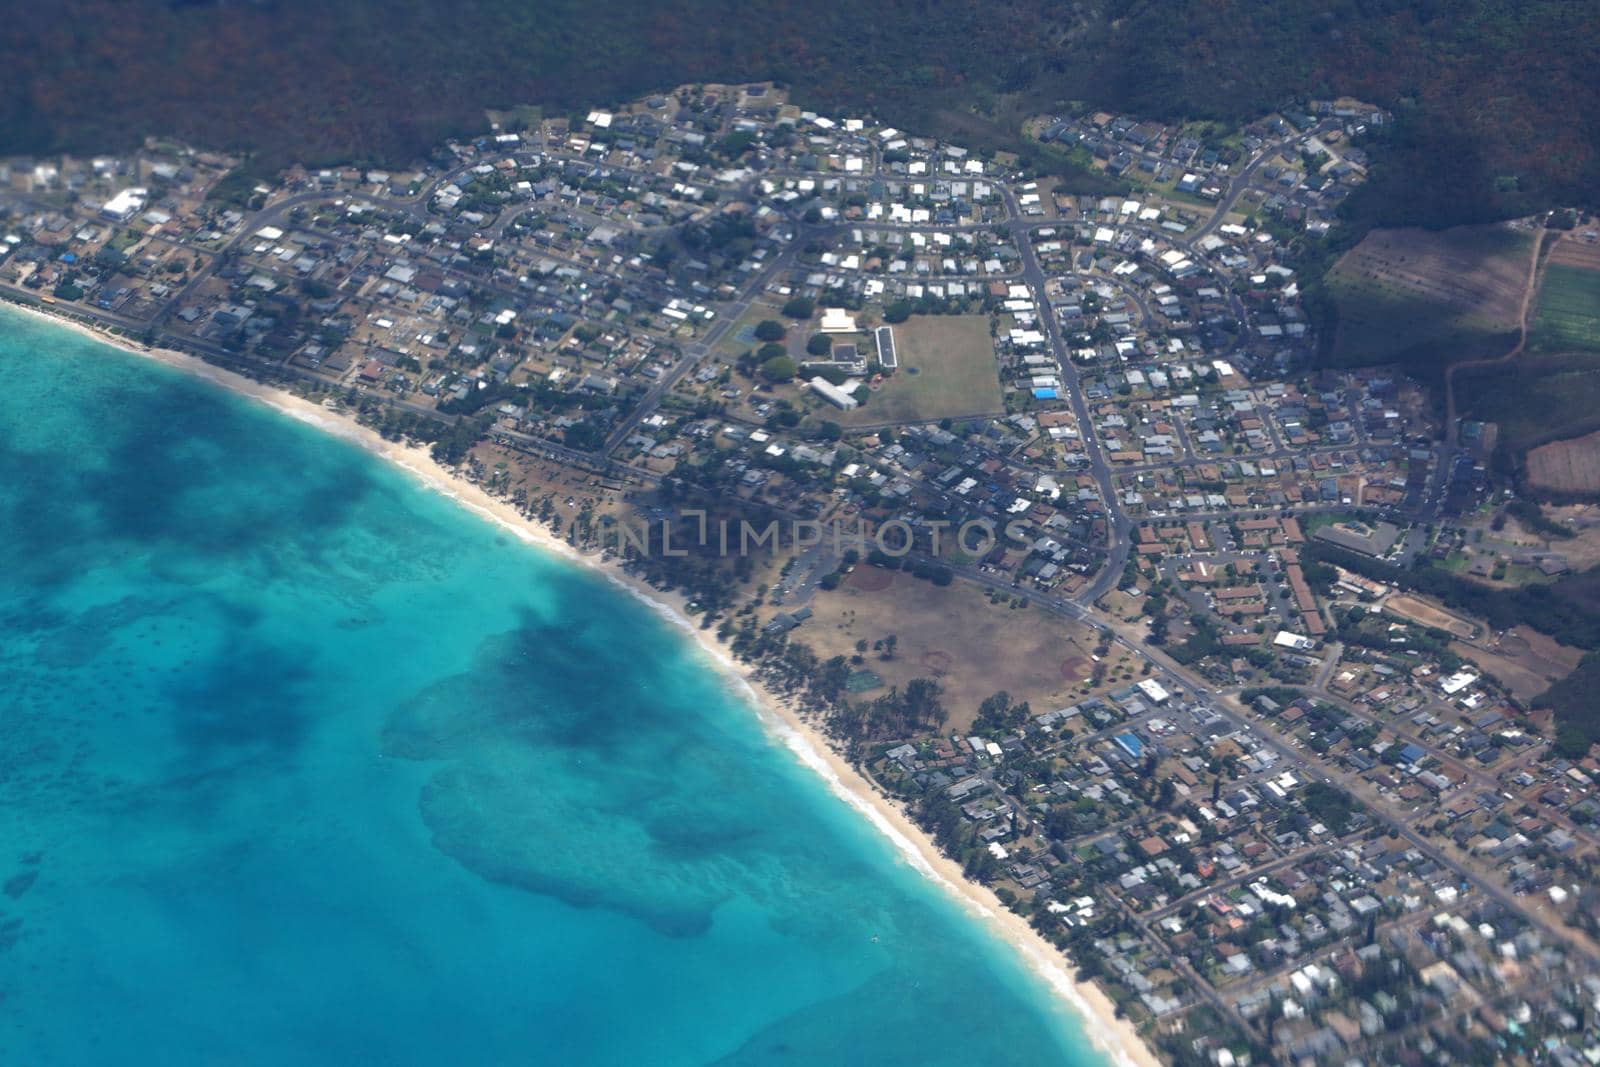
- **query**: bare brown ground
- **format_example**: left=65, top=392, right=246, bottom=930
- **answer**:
left=848, top=565, right=894, bottom=592
left=1541, top=505, right=1600, bottom=569
left=1548, top=234, right=1600, bottom=271
left=1333, top=224, right=1531, bottom=327
left=1440, top=221, right=1547, bottom=445
left=1527, top=430, right=1600, bottom=494
left=1382, top=593, right=1479, bottom=638
left=1451, top=626, right=1584, bottom=703
left=802, top=573, right=1137, bottom=731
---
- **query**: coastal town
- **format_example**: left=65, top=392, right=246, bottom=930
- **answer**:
left=6, top=82, right=1600, bottom=1067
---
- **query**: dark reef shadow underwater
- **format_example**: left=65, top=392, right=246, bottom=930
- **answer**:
left=0, top=306, right=1099, bottom=1065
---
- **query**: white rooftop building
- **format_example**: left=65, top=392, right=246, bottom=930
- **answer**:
left=809, top=377, right=859, bottom=410
left=100, top=187, right=148, bottom=223
left=819, top=307, right=858, bottom=333
left=1136, top=678, right=1171, bottom=704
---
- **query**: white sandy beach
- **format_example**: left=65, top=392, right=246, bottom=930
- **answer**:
left=10, top=301, right=1164, bottom=1067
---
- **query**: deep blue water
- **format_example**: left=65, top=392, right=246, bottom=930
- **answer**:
left=0, top=306, right=1100, bottom=1065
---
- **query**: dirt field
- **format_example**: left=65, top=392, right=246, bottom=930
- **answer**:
left=1542, top=505, right=1600, bottom=570
left=1527, top=430, right=1600, bottom=494
left=840, top=315, right=1003, bottom=426
left=1381, top=593, right=1480, bottom=639
left=1548, top=233, right=1600, bottom=271
left=1451, top=626, right=1584, bottom=704
left=1326, top=223, right=1532, bottom=370
left=799, top=568, right=1140, bottom=730
left=1332, top=224, right=1530, bottom=325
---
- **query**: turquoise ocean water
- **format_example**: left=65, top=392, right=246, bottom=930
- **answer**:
left=0, top=306, right=1102, bottom=1066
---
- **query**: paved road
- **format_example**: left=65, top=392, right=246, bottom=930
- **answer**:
left=0, top=281, right=655, bottom=489
left=1312, top=641, right=1344, bottom=689
left=599, top=229, right=812, bottom=455
left=997, top=185, right=1132, bottom=600
left=15, top=132, right=1590, bottom=985
left=944, top=557, right=1600, bottom=967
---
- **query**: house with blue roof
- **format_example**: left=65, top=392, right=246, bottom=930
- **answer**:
left=1115, top=732, right=1144, bottom=760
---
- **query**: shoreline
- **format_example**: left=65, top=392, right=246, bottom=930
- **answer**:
left=8, top=300, right=1162, bottom=1067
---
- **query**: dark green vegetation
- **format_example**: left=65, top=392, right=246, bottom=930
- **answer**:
left=1319, top=224, right=1530, bottom=386
left=1161, top=615, right=1225, bottom=668
left=1305, top=540, right=1600, bottom=652
left=1299, top=781, right=1359, bottom=835
left=759, top=355, right=796, bottom=383
left=1458, top=351, right=1600, bottom=464
left=1455, top=252, right=1600, bottom=478
left=1536, top=654, right=1600, bottom=758
left=864, top=551, right=955, bottom=587
left=1305, top=540, right=1600, bottom=752
left=5, top=2, right=1600, bottom=228
left=1530, top=265, right=1600, bottom=353
left=1320, top=224, right=1600, bottom=482
left=1504, top=499, right=1574, bottom=541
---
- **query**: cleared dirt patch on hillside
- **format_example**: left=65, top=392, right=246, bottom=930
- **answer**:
left=1548, top=234, right=1600, bottom=271
left=1540, top=505, right=1600, bottom=570
left=1325, top=223, right=1532, bottom=377
left=1527, top=431, right=1600, bottom=494
left=1452, top=625, right=1584, bottom=704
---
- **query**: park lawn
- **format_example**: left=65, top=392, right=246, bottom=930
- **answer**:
left=1531, top=264, right=1600, bottom=352
left=838, top=314, right=1003, bottom=426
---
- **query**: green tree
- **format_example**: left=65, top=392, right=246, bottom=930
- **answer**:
left=760, top=356, right=797, bottom=383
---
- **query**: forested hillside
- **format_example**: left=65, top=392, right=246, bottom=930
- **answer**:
left=3, top=0, right=1597, bottom=227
